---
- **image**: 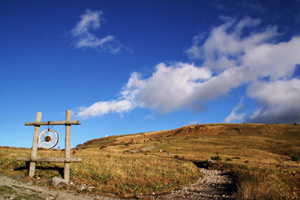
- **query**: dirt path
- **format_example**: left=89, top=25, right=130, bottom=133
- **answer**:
left=139, top=168, right=235, bottom=200
left=0, top=175, right=117, bottom=200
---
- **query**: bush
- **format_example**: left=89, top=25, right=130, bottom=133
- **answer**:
left=291, top=156, right=299, bottom=162
left=211, top=156, right=222, bottom=161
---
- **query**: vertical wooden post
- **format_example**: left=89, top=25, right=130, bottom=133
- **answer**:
left=29, top=112, right=42, bottom=177
left=64, top=110, right=71, bottom=182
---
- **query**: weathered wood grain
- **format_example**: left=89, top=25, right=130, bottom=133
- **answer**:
left=25, top=121, right=81, bottom=126
left=29, top=112, right=41, bottom=177
left=17, top=157, right=82, bottom=163
left=64, top=110, right=72, bottom=183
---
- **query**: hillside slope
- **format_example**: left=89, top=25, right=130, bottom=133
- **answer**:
left=77, top=123, right=300, bottom=150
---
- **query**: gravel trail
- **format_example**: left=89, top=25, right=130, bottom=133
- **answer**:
left=139, top=168, right=235, bottom=200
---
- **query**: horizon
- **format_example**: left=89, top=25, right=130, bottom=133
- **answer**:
left=1, top=0, right=300, bottom=148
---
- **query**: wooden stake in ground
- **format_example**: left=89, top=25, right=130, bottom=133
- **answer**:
left=64, top=110, right=72, bottom=183
left=29, top=112, right=42, bottom=178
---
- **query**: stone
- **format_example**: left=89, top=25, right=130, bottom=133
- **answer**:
left=51, top=177, right=68, bottom=188
left=77, top=183, right=87, bottom=191
left=45, top=196, right=55, bottom=200
left=88, top=186, right=96, bottom=191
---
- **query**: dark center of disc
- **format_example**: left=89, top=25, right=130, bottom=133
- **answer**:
left=45, top=136, right=52, bottom=142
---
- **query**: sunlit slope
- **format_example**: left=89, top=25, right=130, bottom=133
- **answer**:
left=76, top=123, right=300, bottom=163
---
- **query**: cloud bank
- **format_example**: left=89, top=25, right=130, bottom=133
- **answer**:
left=71, top=9, right=122, bottom=53
left=78, top=17, right=300, bottom=123
left=78, top=62, right=212, bottom=118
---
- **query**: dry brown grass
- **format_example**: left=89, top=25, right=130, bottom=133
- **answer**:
left=224, top=163, right=300, bottom=200
left=0, top=147, right=200, bottom=197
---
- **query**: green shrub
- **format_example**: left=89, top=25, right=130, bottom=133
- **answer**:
left=211, top=156, right=222, bottom=161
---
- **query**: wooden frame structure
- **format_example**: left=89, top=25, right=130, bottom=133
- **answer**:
left=17, top=110, right=82, bottom=183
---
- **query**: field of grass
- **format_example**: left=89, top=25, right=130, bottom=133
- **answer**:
left=0, top=147, right=200, bottom=197
left=0, top=123, right=300, bottom=199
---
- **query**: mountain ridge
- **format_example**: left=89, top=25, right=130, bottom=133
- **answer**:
left=76, top=123, right=300, bottom=149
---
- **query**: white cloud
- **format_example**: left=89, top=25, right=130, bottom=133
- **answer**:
left=77, top=100, right=133, bottom=119
left=224, top=98, right=246, bottom=123
left=246, top=79, right=300, bottom=123
left=75, top=34, right=114, bottom=48
left=77, top=62, right=212, bottom=118
left=187, top=17, right=300, bottom=123
left=78, top=17, right=300, bottom=123
left=187, top=17, right=278, bottom=70
left=185, top=34, right=206, bottom=60
left=123, top=62, right=212, bottom=113
left=71, top=9, right=122, bottom=53
left=243, top=37, right=300, bottom=80
left=144, top=115, right=154, bottom=120
left=248, top=79, right=300, bottom=107
left=194, top=66, right=250, bottom=100
left=71, top=10, right=103, bottom=36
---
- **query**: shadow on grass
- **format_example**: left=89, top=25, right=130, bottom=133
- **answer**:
left=192, top=160, right=210, bottom=169
left=14, top=162, right=64, bottom=178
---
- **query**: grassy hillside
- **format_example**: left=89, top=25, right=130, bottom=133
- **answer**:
left=1, top=123, right=300, bottom=199
left=77, top=123, right=300, bottom=164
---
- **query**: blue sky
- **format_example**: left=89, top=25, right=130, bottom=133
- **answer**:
left=1, top=0, right=300, bottom=148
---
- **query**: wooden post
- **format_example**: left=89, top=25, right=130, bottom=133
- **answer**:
left=64, top=110, right=71, bottom=182
left=29, top=112, right=42, bottom=177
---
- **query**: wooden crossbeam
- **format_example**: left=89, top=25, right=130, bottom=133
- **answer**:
left=25, top=121, right=81, bottom=126
left=17, top=157, right=82, bottom=163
